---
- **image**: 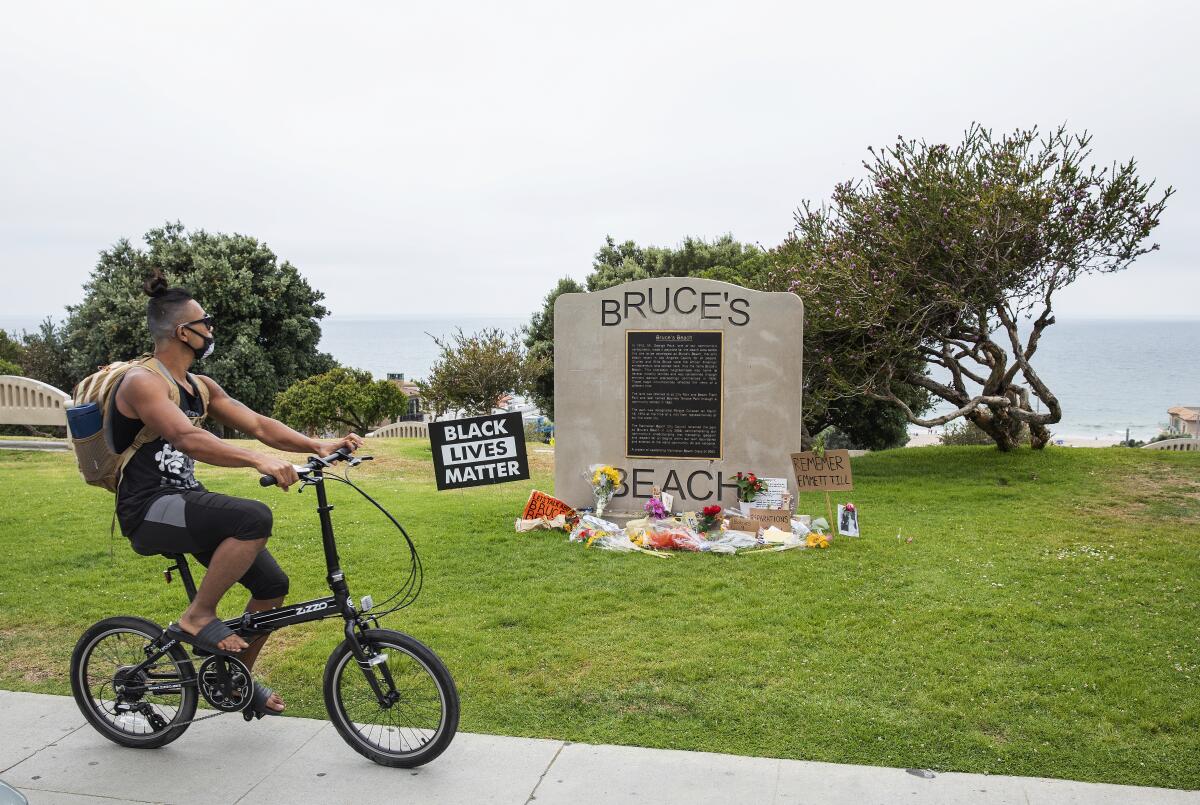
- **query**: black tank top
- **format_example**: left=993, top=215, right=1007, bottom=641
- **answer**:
left=113, top=372, right=207, bottom=535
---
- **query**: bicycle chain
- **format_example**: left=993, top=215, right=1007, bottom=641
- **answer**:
left=171, top=708, right=237, bottom=727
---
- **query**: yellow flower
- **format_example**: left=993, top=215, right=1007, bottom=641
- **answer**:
left=806, top=533, right=829, bottom=549
left=592, top=466, right=620, bottom=490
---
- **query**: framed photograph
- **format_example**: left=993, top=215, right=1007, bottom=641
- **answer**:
left=837, top=503, right=860, bottom=537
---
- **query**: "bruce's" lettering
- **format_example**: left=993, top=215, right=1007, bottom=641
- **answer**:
left=601, top=286, right=750, bottom=326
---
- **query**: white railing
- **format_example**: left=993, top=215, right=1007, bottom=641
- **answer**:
left=1141, top=437, right=1199, bottom=452
left=0, top=375, right=72, bottom=427
left=367, top=421, right=429, bottom=439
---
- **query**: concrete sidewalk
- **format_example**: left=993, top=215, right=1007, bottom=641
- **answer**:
left=0, top=440, right=68, bottom=452
left=1, top=691, right=1195, bottom=805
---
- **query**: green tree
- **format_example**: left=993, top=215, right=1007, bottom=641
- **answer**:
left=418, top=328, right=546, bottom=418
left=522, top=277, right=584, bottom=420
left=274, top=367, right=407, bottom=435
left=0, top=329, right=23, bottom=366
left=63, top=222, right=335, bottom=414
left=587, top=234, right=773, bottom=291
left=19, top=319, right=73, bottom=392
left=0, top=358, right=20, bottom=376
left=784, top=125, right=1171, bottom=450
left=527, top=234, right=924, bottom=448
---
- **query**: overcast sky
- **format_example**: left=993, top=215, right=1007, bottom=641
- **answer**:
left=1, top=0, right=1196, bottom=323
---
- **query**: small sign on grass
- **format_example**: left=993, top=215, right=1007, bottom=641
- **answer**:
left=429, top=412, right=530, bottom=490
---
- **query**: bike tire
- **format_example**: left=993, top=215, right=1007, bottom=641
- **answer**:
left=70, top=616, right=197, bottom=749
left=323, top=628, right=459, bottom=767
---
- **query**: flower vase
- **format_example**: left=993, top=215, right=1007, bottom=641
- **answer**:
left=739, top=501, right=753, bottom=516
left=594, top=492, right=610, bottom=518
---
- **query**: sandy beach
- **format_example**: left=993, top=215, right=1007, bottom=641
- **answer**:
left=906, top=431, right=1120, bottom=448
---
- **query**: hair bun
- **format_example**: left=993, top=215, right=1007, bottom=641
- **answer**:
left=143, top=268, right=168, bottom=298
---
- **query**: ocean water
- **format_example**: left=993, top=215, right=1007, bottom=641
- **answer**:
left=3, top=314, right=1197, bottom=441
left=315, top=316, right=528, bottom=382
left=920, top=319, right=1200, bottom=442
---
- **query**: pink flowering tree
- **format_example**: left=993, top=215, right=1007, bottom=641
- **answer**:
left=777, top=125, right=1171, bottom=450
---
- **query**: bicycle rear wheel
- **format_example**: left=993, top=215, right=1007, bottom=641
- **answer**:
left=323, top=628, right=459, bottom=767
left=70, top=616, right=197, bottom=749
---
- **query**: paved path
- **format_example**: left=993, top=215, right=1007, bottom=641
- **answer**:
left=0, top=440, right=68, bottom=452
left=1, top=691, right=1195, bottom=805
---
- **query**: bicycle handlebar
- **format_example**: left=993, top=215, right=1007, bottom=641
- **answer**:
left=259, top=446, right=364, bottom=487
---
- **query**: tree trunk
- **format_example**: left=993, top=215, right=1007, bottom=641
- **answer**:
left=1029, top=421, right=1052, bottom=450
left=969, top=408, right=1022, bottom=452
left=800, top=424, right=815, bottom=451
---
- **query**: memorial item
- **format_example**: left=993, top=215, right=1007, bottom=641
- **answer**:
left=697, top=504, right=722, bottom=534
left=791, top=449, right=854, bottom=538
left=644, top=496, right=668, bottom=520
left=642, top=523, right=704, bottom=552
left=761, top=526, right=797, bottom=545
left=625, top=516, right=650, bottom=545
left=725, top=514, right=761, bottom=534
left=806, top=532, right=830, bottom=549
left=838, top=503, right=860, bottom=537
left=790, top=450, right=854, bottom=491
left=563, top=512, right=788, bottom=556
left=748, top=477, right=791, bottom=510
left=522, top=490, right=576, bottom=522
left=588, top=464, right=620, bottom=516
left=554, top=278, right=804, bottom=510
left=749, top=507, right=792, bottom=530
left=734, top=471, right=767, bottom=514
left=515, top=515, right=569, bottom=532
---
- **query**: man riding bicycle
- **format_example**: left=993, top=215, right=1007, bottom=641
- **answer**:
left=114, top=270, right=361, bottom=715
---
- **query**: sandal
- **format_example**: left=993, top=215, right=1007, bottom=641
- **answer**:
left=249, top=681, right=284, bottom=718
left=166, top=619, right=243, bottom=656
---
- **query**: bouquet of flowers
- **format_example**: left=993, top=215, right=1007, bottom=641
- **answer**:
left=733, top=472, right=766, bottom=503
left=643, top=496, right=668, bottom=520
left=587, top=464, right=620, bottom=516
left=697, top=504, right=722, bottom=534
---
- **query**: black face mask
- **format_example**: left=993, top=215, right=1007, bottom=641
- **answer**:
left=183, top=326, right=215, bottom=361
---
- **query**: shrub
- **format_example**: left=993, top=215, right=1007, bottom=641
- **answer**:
left=939, top=419, right=1032, bottom=446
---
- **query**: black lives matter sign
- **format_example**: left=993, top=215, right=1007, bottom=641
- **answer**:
left=429, top=412, right=530, bottom=491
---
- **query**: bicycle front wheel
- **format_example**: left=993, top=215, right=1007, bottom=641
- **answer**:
left=323, top=628, right=459, bottom=767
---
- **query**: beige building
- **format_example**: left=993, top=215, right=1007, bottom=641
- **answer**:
left=1167, top=406, right=1200, bottom=438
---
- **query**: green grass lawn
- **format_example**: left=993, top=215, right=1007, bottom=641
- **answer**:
left=0, top=441, right=1197, bottom=789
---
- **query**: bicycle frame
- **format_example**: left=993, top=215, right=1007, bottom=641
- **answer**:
left=125, top=459, right=401, bottom=708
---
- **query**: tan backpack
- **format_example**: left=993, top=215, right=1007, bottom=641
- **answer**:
left=70, top=357, right=211, bottom=493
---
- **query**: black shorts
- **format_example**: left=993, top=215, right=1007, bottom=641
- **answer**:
left=128, top=491, right=288, bottom=600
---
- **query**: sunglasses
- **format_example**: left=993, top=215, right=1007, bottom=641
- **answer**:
left=179, top=315, right=215, bottom=331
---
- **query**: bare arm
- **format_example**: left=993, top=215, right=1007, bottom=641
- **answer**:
left=118, top=370, right=299, bottom=489
left=200, top=376, right=364, bottom=456
left=200, top=376, right=320, bottom=453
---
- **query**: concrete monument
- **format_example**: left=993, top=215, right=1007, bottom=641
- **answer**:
left=553, top=277, right=803, bottom=512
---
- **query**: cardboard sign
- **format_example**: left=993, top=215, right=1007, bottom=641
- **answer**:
left=790, top=450, right=854, bottom=492
left=749, top=507, right=793, bottom=529
left=726, top=515, right=761, bottom=533
left=430, top=412, right=530, bottom=490
left=523, top=490, right=575, bottom=520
